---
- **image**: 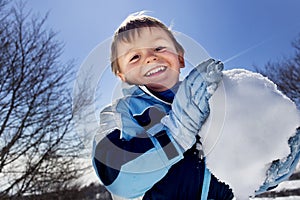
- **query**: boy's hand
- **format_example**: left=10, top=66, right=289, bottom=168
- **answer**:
left=191, top=58, right=223, bottom=96
left=161, top=58, right=224, bottom=151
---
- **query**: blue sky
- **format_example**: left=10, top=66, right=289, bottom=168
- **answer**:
left=25, top=0, right=300, bottom=70
left=23, top=0, right=300, bottom=109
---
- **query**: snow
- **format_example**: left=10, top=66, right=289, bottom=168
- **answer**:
left=75, top=158, right=99, bottom=187
left=199, top=69, right=300, bottom=199
left=270, top=179, right=300, bottom=191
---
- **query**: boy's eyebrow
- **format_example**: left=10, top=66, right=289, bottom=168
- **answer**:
left=153, top=37, right=170, bottom=43
left=119, top=36, right=170, bottom=57
left=119, top=47, right=135, bottom=58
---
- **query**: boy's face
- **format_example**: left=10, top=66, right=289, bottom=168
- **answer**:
left=116, top=27, right=184, bottom=92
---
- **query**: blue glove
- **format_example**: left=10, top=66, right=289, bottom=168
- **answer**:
left=162, top=58, right=224, bottom=151
left=255, top=127, right=300, bottom=196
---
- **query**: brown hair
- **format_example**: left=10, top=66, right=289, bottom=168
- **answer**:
left=110, top=13, right=184, bottom=75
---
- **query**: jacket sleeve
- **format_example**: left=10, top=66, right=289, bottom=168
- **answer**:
left=92, top=101, right=184, bottom=199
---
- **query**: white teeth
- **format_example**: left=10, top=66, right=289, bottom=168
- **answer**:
left=145, top=66, right=166, bottom=76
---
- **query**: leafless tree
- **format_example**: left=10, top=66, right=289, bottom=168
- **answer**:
left=0, top=1, right=87, bottom=198
left=255, top=34, right=300, bottom=109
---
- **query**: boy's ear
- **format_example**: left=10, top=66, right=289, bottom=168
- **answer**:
left=117, top=72, right=126, bottom=82
left=178, top=52, right=185, bottom=68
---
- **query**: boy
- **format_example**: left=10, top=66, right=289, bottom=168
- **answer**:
left=92, top=13, right=234, bottom=200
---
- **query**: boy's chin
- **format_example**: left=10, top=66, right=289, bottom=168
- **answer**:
left=144, top=72, right=179, bottom=92
left=145, top=83, right=174, bottom=92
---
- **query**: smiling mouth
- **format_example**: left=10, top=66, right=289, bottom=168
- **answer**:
left=145, top=66, right=167, bottom=77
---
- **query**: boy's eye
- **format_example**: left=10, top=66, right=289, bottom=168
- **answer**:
left=130, top=55, right=140, bottom=62
left=155, top=46, right=166, bottom=52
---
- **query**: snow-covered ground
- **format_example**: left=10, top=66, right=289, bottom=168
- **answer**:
left=270, top=179, right=300, bottom=191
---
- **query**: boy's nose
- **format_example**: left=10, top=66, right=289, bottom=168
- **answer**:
left=146, top=56, right=157, bottom=64
left=145, top=49, right=157, bottom=64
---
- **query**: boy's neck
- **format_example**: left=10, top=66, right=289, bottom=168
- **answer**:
left=145, top=82, right=180, bottom=104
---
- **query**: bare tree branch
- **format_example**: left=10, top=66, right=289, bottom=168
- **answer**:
left=0, top=1, right=88, bottom=198
left=255, top=34, right=300, bottom=110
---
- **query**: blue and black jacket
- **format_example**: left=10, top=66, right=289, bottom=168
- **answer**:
left=92, top=83, right=233, bottom=199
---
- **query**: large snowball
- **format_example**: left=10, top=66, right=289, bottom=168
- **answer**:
left=199, top=69, right=300, bottom=199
